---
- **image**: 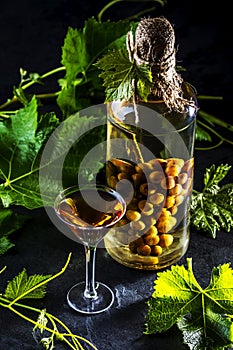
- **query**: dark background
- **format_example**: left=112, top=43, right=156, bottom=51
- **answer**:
left=0, top=0, right=232, bottom=110
left=0, top=1, right=232, bottom=349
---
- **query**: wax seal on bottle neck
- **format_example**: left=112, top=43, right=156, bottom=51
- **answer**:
left=126, top=16, right=196, bottom=112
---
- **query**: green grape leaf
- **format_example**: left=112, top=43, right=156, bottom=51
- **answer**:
left=57, top=17, right=134, bottom=116
left=4, top=268, right=51, bottom=300
left=145, top=258, right=233, bottom=350
left=0, top=96, right=59, bottom=209
left=0, top=208, right=28, bottom=255
left=190, top=164, right=233, bottom=237
left=95, top=48, right=152, bottom=102
left=0, top=98, right=105, bottom=210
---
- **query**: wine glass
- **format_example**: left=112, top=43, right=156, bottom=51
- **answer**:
left=54, top=184, right=126, bottom=315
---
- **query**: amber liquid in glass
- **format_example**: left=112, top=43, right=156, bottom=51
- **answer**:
left=57, top=188, right=125, bottom=245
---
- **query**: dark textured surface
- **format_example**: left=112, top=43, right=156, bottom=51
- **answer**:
left=0, top=1, right=232, bottom=349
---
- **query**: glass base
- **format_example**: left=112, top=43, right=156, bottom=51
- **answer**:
left=67, top=281, right=114, bottom=315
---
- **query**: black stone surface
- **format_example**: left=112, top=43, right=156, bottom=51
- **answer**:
left=0, top=1, right=232, bottom=349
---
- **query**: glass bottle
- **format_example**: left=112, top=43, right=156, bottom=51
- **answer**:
left=104, top=17, right=198, bottom=270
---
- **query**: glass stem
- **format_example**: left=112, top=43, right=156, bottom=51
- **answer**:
left=84, top=244, right=98, bottom=299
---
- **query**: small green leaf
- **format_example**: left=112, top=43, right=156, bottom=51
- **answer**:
left=195, top=123, right=212, bottom=142
left=191, top=164, right=233, bottom=237
left=0, top=236, right=14, bottom=255
left=61, top=26, right=87, bottom=86
left=4, top=268, right=51, bottom=300
left=96, top=48, right=152, bottom=102
left=203, top=164, right=231, bottom=192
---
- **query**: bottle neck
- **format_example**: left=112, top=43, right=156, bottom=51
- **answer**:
left=128, top=17, right=198, bottom=114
